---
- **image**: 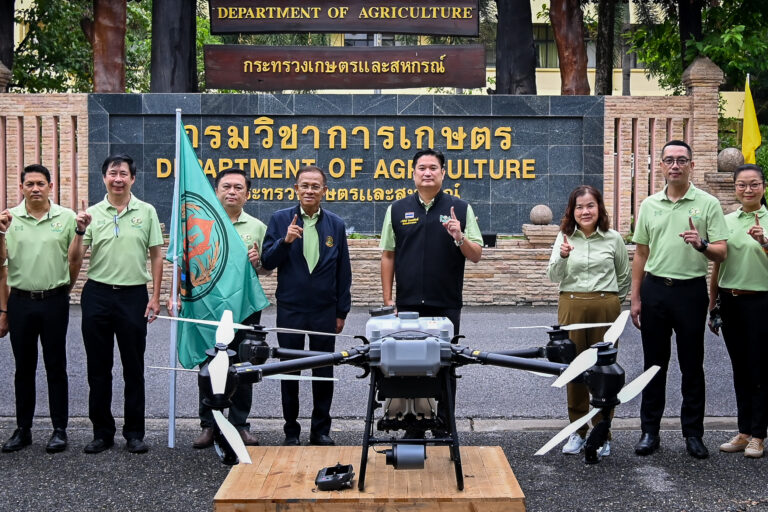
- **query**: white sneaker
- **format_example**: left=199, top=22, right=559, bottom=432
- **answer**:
left=598, top=441, right=611, bottom=457
left=562, top=433, right=585, bottom=454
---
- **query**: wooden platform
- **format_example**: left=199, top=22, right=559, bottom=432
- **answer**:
left=214, top=445, right=525, bottom=511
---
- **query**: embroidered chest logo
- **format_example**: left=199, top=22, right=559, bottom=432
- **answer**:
left=325, top=236, right=334, bottom=247
left=49, top=221, right=64, bottom=233
left=688, top=207, right=701, bottom=218
left=130, top=216, right=143, bottom=228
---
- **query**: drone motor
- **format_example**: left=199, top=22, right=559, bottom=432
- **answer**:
left=384, top=444, right=426, bottom=470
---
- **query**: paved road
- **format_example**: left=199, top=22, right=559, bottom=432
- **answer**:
left=1, top=306, right=766, bottom=511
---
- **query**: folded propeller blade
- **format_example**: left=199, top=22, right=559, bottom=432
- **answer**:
left=212, top=410, right=251, bottom=464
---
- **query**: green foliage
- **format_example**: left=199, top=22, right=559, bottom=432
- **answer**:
left=626, top=0, right=768, bottom=93
left=125, top=2, right=152, bottom=93
left=12, top=0, right=93, bottom=92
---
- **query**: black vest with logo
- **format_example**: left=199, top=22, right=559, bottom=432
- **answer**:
left=391, top=191, right=469, bottom=309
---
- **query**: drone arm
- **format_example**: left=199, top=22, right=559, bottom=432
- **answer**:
left=271, top=347, right=335, bottom=360
left=454, top=347, right=568, bottom=376
left=491, top=347, right=546, bottom=359
left=234, top=346, right=368, bottom=384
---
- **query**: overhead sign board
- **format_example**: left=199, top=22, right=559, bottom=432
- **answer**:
left=209, top=0, right=479, bottom=36
left=204, top=45, right=486, bottom=90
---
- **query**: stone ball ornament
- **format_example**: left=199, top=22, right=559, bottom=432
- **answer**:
left=717, top=147, right=745, bottom=173
left=530, top=205, right=553, bottom=225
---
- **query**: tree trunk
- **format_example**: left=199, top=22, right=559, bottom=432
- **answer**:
left=594, top=0, right=616, bottom=96
left=493, top=0, right=536, bottom=95
left=620, top=3, right=631, bottom=96
left=89, top=0, right=126, bottom=92
left=677, top=0, right=703, bottom=69
left=0, top=0, right=13, bottom=71
left=150, top=0, right=198, bottom=92
left=550, top=0, right=590, bottom=95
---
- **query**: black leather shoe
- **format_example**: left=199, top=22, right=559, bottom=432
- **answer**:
left=634, top=433, right=660, bottom=456
left=46, top=428, right=67, bottom=453
left=309, top=434, right=335, bottom=446
left=2, top=428, right=32, bottom=453
left=685, top=436, right=709, bottom=459
left=125, top=438, right=148, bottom=454
left=84, top=438, right=114, bottom=454
left=282, top=436, right=301, bottom=446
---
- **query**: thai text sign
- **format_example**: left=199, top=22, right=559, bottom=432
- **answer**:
left=209, top=0, right=479, bottom=35
left=204, top=45, right=486, bottom=90
left=88, top=94, right=605, bottom=235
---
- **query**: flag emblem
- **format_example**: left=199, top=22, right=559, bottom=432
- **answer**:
left=405, top=212, right=414, bottom=219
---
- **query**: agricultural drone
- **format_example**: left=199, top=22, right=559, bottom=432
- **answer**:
left=160, top=308, right=658, bottom=491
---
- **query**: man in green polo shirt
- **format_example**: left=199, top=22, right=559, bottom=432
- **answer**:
left=191, top=168, right=268, bottom=450
left=69, top=154, right=164, bottom=455
left=630, top=140, right=728, bottom=459
left=0, top=164, right=79, bottom=454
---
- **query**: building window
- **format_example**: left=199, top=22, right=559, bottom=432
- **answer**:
left=534, top=24, right=559, bottom=68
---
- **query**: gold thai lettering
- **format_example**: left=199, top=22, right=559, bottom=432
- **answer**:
left=244, top=61, right=253, bottom=73
left=250, top=188, right=261, bottom=200
left=253, top=117, right=274, bottom=148
left=204, top=125, right=222, bottom=149
left=301, top=125, right=320, bottom=149
left=471, top=127, right=490, bottom=150
left=494, top=127, right=512, bottom=150
left=337, top=188, right=349, bottom=201
left=184, top=125, right=199, bottom=148
left=274, top=188, right=284, bottom=200
left=351, top=126, right=370, bottom=149
left=326, top=189, right=336, bottom=201
left=431, top=55, right=446, bottom=73
left=398, top=127, right=411, bottom=150
left=227, top=126, right=249, bottom=149
left=373, top=188, right=384, bottom=200
left=261, top=187, right=274, bottom=200
left=377, top=126, right=395, bottom=150
left=415, top=126, right=434, bottom=149
left=441, top=126, right=467, bottom=150
left=279, top=124, right=298, bottom=149
left=443, top=183, right=461, bottom=198
left=324, top=61, right=337, bottom=73
left=328, top=126, right=347, bottom=149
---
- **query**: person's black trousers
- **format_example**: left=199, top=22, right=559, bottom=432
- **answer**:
left=397, top=305, right=461, bottom=433
left=199, top=310, right=262, bottom=429
left=81, top=280, right=148, bottom=441
left=8, top=289, right=70, bottom=430
left=276, top=305, right=336, bottom=438
left=719, top=290, right=768, bottom=439
left=639, top=274, right=707, bottom=438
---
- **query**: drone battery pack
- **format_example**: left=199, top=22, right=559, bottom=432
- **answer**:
left=315, top=463, right=355, bottom=491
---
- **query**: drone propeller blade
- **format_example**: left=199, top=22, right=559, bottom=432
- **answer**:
left=561, top=322, right=614, bottom=331
left=535, top=408, right=601, bottom=456
left=507, top=325, right=552, bottom=330
left=265, top=374, right=338, bottom=382
left=155, top=314, right=256, bottom=331
left=603, top=310, right=630, bottom=346
left=264, top=326, right=356, bottom=339
left=212, top=410, right=251, bottom=464
left=551, top=348, right=598, bottom=388
left=526, top=371, right=556, bottom=378
left=208, top=350, right=230, bottom=395
left=215, top=310, right=236, bottom=345
left=617, top=365, right=661, bottom=404
left=147, top=366, right=198, bottom=373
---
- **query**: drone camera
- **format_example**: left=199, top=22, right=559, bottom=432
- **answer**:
left=384, top=444, right=426, bottom=470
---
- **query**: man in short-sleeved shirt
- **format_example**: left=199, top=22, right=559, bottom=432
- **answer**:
left=380, top=148, right=483, bottom=439
left=69, top=154, right=164, bottom=455
left=630, top=140, right=728, bottom=459
left=0, top=164, right=79, bottom=454
left=192, top=168, right=269, bottom=450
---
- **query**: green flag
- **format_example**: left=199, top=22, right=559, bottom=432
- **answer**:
left=167, top=127, right=269, bottom=368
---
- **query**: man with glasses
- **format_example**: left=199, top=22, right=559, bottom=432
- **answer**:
left=630, top=140, right=728, bottom=459
left=69, top=154, right=164, bottom=455
left=0, top=164, right=79, bottom=454
left=262, top=165, right=351, bottom=446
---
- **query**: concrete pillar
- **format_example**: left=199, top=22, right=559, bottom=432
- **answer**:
left=682, top=56, right=723, bottom=181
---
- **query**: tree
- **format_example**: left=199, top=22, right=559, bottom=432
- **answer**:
left=550, top=0, right=590, bottom=94
left=150, top=0, right=197, bottom=92
left=594, top=0, right=617, bottom=95
left=81, top=0, right=127, bottom=92
left=493, top=0, right=536, bottom=94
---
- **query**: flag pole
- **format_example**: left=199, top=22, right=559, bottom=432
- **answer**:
left=168, top=108, right=182, bottom=448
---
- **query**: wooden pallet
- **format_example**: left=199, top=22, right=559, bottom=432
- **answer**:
left=214, top=445, right=525, bottom=511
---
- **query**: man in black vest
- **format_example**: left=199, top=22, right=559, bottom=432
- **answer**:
left=380, top=148, right=483, bottom=436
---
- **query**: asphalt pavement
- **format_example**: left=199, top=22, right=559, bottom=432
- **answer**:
left=1, top=305, right=766, bottom=511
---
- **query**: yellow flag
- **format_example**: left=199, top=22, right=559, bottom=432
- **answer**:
left=742, top=77, right=761, bottom=164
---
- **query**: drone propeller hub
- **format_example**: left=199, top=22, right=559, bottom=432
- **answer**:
left=544, top=338, right=576, bottom=364
left=585, top=358, right=625, bottom=408
left=546, top=327, right=570, bottom=342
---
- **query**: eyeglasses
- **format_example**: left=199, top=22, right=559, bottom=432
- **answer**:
left=735, top=182, right=764, bottom=191
left=298, top=184, right=324, bottom=192
left=113, top=214, right=120, bottom=238
left=662, top=157, right=691, bottom=166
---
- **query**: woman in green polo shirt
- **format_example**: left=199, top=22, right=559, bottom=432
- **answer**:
left=547, top=185, right=630, bottom=457
left=709, top=164, right=768, bottom=459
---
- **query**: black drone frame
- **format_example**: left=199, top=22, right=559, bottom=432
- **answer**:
left=199, top=327, right=627, bottom=491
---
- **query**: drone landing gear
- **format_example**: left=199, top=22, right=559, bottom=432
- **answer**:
left=358, top=370, right=464, bottom=491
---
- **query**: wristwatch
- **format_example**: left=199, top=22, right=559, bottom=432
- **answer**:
left=454, top=234, right=465, bottom=247
left=696, top=239, right=709, bottom=252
